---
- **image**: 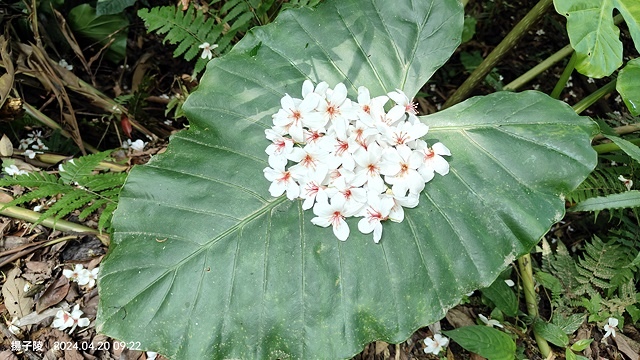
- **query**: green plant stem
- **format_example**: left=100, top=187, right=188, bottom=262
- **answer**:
left=0, top=201, right=109, bottom=244
left=550, top=52, right=577, bottom=99
left=443, top=0, right=553, bottom=108
left=518, top=254, right=552, bottom=358
left=17, top=151, right=129, bottom=172
left=593, top=123, right=640, bottom=141
left=572, top=79, right=617, bottom=114
left=504, top=45, right=574, bottom=91
left=593, top=138, right=640, bottom=154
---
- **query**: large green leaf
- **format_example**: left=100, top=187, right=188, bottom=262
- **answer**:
left=68, top=4, right=128, bottom=63
left=616, top=58, right=640, bottom=116
left=98, top=0, right=596, bottom=359
left=554, top=0, right=640, bottom=78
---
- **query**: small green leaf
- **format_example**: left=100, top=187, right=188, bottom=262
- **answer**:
left=444, top=326, right=515, bottom=360
left=626, top=304, right=640, bottom=323
left=569, top=191, right=640, bottom=212
left=571, top=338, right=593, bottom=352
left=462, top=16, right=477, bottom=43
left=535, top=271, right=563, bottom=295
left=552, top=313, right=586, bottom=335
left=482, top=277, right=518, bottom=317
left=604, top=134, right=640, bottom=162
left=616, top=58, right=640, bottom=115
left=566, top=348, right=578, bottom=360
left=533, top=318, right=569, bottom=347
left=553, top=0, right=640, bottom=78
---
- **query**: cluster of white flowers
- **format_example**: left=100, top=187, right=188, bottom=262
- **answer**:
left=18, top=130, right=49, bottom=151
left=63, top=264, right=99, bottom=289
left=263, top=80, right=451, bottom=242
left=52, top=304, right=90, bottom=334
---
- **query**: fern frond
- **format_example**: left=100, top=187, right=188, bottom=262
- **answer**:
left=100, top=202, right=118, bottom=231
left=40, top=191, right=94, bottom=222
left=138, top=4, right=225, bottom=74
left=58, top=151, right=113, bottom=185
left=0, top=150, right=126, bottom=233
left=566, top=167, right=628, bottom=204
left=81, top=172, right=127, bottom=194
left=575, top=236, right=635, bottom=297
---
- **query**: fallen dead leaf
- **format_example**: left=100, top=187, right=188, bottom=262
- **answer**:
left=614, top=333, right=640, bottom=360
left=445, top=305, right=476, bottom=328
left=36, top=275, right=70, bottom=313
left=0, top=350, right=18, bottom=360
left=375, top=341, right=389, bottom=355
left=1, top=267, right=34, bottom=319
left=14, top=307, right=59, bottom=327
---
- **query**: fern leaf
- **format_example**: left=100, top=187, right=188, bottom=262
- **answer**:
left=566, top=168, right=628, bottom=204
left=99, top=202, right=118, bottom=231
left=39, top=191, right=93, bottom=222
left=81, top=172, right=127, bottom=193
left=0, top=171, right=64, bottom=189
left=138, top=5, right=220, bottom=61
left=79, top=199, right=110, bottom=220
left=569, top=191, right=640, bottom=212
left=58, top=151, right=113, bottom=185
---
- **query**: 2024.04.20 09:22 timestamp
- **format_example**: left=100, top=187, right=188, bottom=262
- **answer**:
left=53, top=341, right=142, bottom=351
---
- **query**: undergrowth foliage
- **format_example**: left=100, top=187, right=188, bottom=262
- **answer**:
left=540, top=235, right=640, bottom=322
left=0, top=151, right=126, bottom=232
left=138, top=0, right=323, bottom=75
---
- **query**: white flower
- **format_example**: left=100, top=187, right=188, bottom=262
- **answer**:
left=19, top=138, right=34, bottom=150
left=381, top=119, right=429, bottom=147
left=413, top=140, right=451, bottom=182
left=311, top=196, right=358, bottom=241
left=423, top=334, right=449, bottom=355
left=8, top=317, right=21, bottom=335
left=31, top=139, right=48, bottom=151
left=317, top=83, right=357, bottom=137
left=123, top=139, right=147, bottom=151
left=618, top=175, right=633, bottom=191
left=380, top=145, right=425, bottom=195
left=603, top=317, right=618, bottom=339
left=357, top=194, right=394, bottom=243
left=52, top=305, right=90, bottom=333
left=199, top=42, right=218, bottom=60
left=478, top=314, right=503, bottom=328
left=58, top=59, right=73, bottom=70
left=63, top=264, right=86, bottom=281
left=535, top=29, right=545, bottom=36
left=23, top=149, right=42, bottom=159
left=273, top=93, right=324, bottom=142
left=28, top=130, right=42, bottom=140
left=77, top=267, right=99, bottom=289
left=4, top=164, right=27, bottom=176
left=263, top=162, right=300, bottom=200
left=387, top=89, right=418, bottom=123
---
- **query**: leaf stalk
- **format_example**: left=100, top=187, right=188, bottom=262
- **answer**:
left=443, top=0, right=553, bottom=108
left=517, top=254, right=552, bottom=357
